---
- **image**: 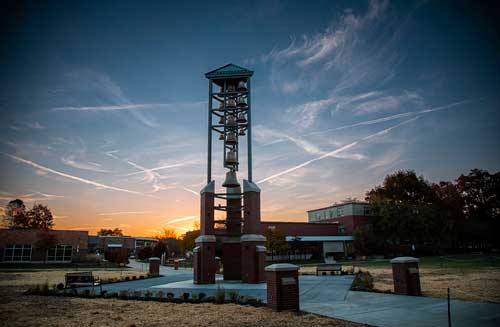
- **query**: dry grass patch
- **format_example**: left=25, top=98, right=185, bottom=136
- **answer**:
left=300, top=264, right=500, bottom=303
left=368, top=267, right=500, bottom=303
left=0, top=287, right=367, bottom=327
left=0, top=270, right=146, bottom=287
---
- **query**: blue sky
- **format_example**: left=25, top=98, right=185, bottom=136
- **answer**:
left=0, top=0, right=499, bottom=235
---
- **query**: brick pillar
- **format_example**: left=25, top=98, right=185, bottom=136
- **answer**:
left=391, top=257, right=421, bottom=296
left=149, top=257, right=160, bottom=276
left=265, top=264, right=300, bottom=312
left=194, top=182, right=217, bottom=284
left=242, top=180, right=261, bottom=234
left=200, top=181, right=215, bottom=235
left=241, top=234, right=266, bottom=283
left=194, top=235, right=216, bottom=284
left=222, top=237, right=242, bottom=280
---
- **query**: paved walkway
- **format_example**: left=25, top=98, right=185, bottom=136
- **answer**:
left=86, top=261, right=500, bottom=327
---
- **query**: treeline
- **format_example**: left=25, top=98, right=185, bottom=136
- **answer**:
left=355, top=169, right=500, bottom=256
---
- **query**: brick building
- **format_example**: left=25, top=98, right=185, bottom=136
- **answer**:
left=0, top=229, right=88, bottom=263
left=307, top=201, right=374, bottom=234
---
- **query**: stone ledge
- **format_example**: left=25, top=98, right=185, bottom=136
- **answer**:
left=265, top=263, right=299, bottom=272
left=390, top=256, right=419, bottom=264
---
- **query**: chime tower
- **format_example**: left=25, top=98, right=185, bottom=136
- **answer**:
left=193, top=64, right=266, bottom=284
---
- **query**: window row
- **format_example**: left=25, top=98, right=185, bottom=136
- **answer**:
left=3, top=244, right=73, bottom=262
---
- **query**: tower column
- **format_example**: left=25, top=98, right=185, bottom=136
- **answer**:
left=194, top=182, right=216, bottom=284
left=241, top=180, right=266, bottom=283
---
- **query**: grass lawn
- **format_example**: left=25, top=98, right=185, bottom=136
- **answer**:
left=0, top=268, right=148, bottom=288
left=300, top=254, right=500, bottom=303
left=0, top=269, right=368, bottom=327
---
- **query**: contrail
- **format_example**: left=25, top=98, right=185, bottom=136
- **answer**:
left=4, top=153, right=151, bottom=197
left=181, top=187, right=199, bottom=196
left=51, top=101, right=206, bottom=112
left=261, top=97, right=483, bottom=146
left=256, top=117, right=420, bottom=184
left=307, top=97, right=483, bottom=136
left=98, top=211, right=152, bottom=216
left=165, top=215, right=198, bottom=224
left=125, top=163, right=184, bottom=176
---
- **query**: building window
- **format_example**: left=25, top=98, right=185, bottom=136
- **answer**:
left=364, top=207, right=372, bottom=215
left=338, top=208, right=345, bottom=216
left=3, top=244, right=32, bottom=262
left=339, top=224, right=345, bottom=233
left=47, top=245, right=73, bottom=262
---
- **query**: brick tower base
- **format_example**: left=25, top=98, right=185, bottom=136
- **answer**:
left=241, top=234, right=266, bottom=283
left=193, top=235, right=216, bottom=284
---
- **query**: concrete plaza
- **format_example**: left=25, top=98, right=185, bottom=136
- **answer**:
left=89, top=261, right=500, bottom=327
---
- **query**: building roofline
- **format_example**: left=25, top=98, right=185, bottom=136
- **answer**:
left=307, top=201, right=370, bottom=213
left=261, top=221, right=338, bottom=225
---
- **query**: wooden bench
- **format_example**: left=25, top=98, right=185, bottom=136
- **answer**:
left=65, top=272, right=102, bottom=293
left=316, top=263, right=342, bottom=276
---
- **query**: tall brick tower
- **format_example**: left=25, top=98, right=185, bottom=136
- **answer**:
left=193, top=64, right=266, bottom=284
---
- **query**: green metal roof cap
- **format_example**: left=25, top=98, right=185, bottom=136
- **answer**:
left=205, top=63, right=253, bottom=79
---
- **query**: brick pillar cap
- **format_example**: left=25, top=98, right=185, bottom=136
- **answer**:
left=256, top=245, right=266, bottom=252
left=265, top=263, right=299, bottom=272
left=195, top=235, right=216, bottom=243
left=149, top=257, right=160, bottom=261
left=241, top=234, right=266, bottom=242
left=390, top=256, right=419, bottom=263
left=200, top=180, right=215, bottom=194
left=243, top=179, right=261, bottom=193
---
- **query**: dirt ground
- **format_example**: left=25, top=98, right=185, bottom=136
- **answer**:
left=0, top=274, right=367, bottom=327
left=0, top=270, right=147, bottom=287
left=299, top=265, right=500, bottom=303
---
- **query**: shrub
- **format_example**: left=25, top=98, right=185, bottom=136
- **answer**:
left=350, top=271, right=374, bottom=291
left=198, top=292, right=206, bottom=300
left=182, top=292, right=190, bottom=301
left=133, top=291, right=142, bottom=299
left=144, top=290, right=152, bottom=300
left=83, top=289, right=91, bottom=297
left=119, top=290, right=129, bottom=299
left=166, top=292, right=174, bottom=301
left=215, top=286, right=225, bottom=304
left=156, top=291, right=164, bottom=301
left=228, top=291, right=238, bottom=303
left=41, top=281, right=49, bottom=295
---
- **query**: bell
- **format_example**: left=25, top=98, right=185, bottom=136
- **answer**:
left=226, top=98, right=236, bottom=108
left=222, top=170, right=240, bottom=188
left=237, top=81, right=247, bottom=91
left=228, top=84, right=236, bottom=92
left=236, top=112, right=247, bottom=123
left=226, top=132, right=238, bottom=145
left=219, top=86, right=225, bottom=97
left=227, top=116, right=237, bottom=127
left=219, top=101, right=225, bottom=109
left=219, top=133, right=224, bottom=140
left=218, top=116, right=225, bottom=124
left=237, top=97, right=247, bottom=107
left=226, top=150, right=238, bottom=165
left=239, top=128, right=246, bottom=136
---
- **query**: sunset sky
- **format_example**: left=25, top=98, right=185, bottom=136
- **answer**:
left=1, top=1, right=499, bottom=236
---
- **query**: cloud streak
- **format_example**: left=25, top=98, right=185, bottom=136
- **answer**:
left=165, top=215, right=198, bottom=224
left=3, top=153, right=151, bottom=197
left=256, top=116, right=419, bottom=184
left=98, top=211, right=152, bottom=216
left=51, top=101, right=205, bottom=112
